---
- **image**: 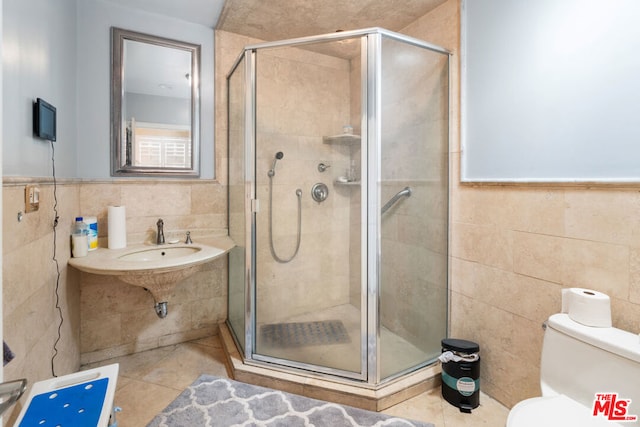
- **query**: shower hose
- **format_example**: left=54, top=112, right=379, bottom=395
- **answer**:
left=268, top=175, right=302, bottom=263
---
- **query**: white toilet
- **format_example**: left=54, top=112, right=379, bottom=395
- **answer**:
left=507, top=312, right=640, bottom=427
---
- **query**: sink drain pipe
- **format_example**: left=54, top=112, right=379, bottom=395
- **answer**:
left=154, top=302, right=168, bottom=318
left=143, top=287, right=169, bottom=318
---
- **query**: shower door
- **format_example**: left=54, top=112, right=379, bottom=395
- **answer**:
left=377, top=35, right=449, bottom=381
left=227, top=52, right=248, bottom=353
left=250, top=38, right=366, bottom=379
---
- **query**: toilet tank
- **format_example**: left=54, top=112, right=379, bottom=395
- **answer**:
left=541, top=313, right=640, bottom=409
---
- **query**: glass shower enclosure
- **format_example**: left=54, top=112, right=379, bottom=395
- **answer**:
left=227, top=28, right=450, bottom=386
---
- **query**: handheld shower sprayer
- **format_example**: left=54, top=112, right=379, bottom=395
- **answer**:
left=266, top=150, right=302, bottom=263
left=268, top=151, right=284, bottom=177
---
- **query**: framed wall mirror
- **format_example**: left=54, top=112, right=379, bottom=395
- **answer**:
left=111, top=27, right=201, bottom=177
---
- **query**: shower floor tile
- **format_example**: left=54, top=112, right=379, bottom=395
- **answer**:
left=256, top=303, right=432, bottom=376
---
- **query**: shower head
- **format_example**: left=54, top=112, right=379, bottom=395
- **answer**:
left=272, top=152, right=284, bottom=168
left=268, top=152, right=284, bottom=177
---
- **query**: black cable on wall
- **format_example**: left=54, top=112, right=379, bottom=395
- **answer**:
left=50, top=139, right=64, bottom=378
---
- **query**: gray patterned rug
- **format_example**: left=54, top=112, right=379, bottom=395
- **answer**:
left=147, top=375, right=434, bottom=427
left=260, top=320, right=351, bottom=347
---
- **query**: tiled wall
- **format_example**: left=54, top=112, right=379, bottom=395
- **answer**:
left=79, top=256, right=227, bottom=364
left=406, top=0, right=640, bottom=408
left=218, top=31, right=356, bottom=324
left=450, top=184, right=640, bottom=407
left=254, top=45, right=354, bottom=322
left=3, top=181, right=81, bottom=392
left=7, top=1, right=640, bottom=415
left=76, top=181, right=228, bottom=364
left=3, top=180, right=80, bottom=424
left=2, top=179, right=228, bottom=411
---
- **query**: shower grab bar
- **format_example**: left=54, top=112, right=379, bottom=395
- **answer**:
left=381, top=187, right=412, bottom=215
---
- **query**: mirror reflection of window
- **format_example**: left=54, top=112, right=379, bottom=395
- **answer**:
left=123, top=40, right=192, bottom=170
left=130, top=121, right=192, bottom=168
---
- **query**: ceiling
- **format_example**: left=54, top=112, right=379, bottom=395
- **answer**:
left=216, top=0, right=448, bottom=41
left=103, top=0, right=226, bottom=28
left=124, top=39, right=193, bottom=98
left=109, top=0, right=448, bottom=88
left=105, top=0, right=448, bottom=40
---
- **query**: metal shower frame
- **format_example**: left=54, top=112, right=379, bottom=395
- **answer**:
left=227, top=27, right=451, bottom=387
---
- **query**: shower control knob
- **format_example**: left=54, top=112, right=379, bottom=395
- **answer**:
left=317, top=162, right=331, bottom=172
left=311, top=183, right=329, bottom=203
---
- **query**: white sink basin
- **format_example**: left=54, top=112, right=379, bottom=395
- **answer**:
left=68, top=240, right=231, bottom=318
left=117, top=246, right=201, bottom=262
left=69, top=243, right=224, bottom=275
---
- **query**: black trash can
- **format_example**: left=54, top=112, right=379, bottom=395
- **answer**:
left=440, top=338, right=480, bottom=413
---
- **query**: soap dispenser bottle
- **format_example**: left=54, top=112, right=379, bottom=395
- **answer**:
left=71, top=217, right=89, bottom=257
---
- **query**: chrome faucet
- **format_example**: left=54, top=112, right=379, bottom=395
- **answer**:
left=185, top=231, right=193, bottom=244
left=156, top=218, right=165, bottom=245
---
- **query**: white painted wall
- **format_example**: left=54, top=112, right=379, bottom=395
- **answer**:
left=76, top=0, right=215, bottom=179
left=125, top=93, right=190, bottom=126
left=3, top=0, right=78, bottom=177
left=2, top=0, right=214, bottom=179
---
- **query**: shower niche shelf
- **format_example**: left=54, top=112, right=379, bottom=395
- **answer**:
left=322, top=134, right=361, bottom=145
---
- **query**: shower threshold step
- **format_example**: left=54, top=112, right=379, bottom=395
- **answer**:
left=219, top=322, right=441, bottom=412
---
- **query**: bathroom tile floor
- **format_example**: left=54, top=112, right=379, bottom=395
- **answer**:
left=84, top=335, right=509, bottom=426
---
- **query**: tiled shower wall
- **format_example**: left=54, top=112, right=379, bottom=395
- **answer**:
left=219, top=32, right=357, bottom=324
left=254, top=45, right=354, bottom=322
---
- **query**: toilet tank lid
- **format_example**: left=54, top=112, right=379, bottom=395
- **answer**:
left=548, top=313, right=640, bottom=363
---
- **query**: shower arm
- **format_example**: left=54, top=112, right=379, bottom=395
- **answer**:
left=381, top=187, right=412, bottom=215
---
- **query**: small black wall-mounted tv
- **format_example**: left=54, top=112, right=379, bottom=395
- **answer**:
left=33, top=98, right=57, bottom=141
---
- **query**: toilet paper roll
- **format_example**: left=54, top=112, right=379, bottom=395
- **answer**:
left=561, top=287, right=612, bottom=328
left=108, top=206, right=127, bottom=249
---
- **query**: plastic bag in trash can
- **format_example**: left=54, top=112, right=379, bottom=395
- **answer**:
left=438, top=351, right=479, bottom=363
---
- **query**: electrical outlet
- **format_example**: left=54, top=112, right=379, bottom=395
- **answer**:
left=25, top=185, right=40, bottom=213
